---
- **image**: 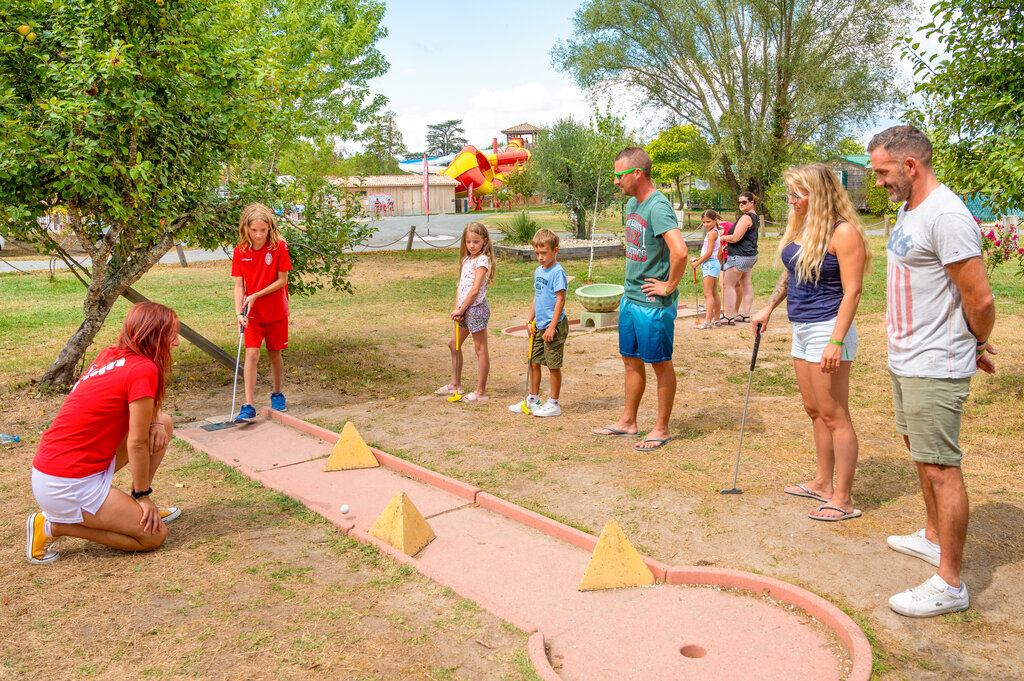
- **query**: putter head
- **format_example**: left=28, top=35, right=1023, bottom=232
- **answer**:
left=200, top=421, right=238, bottom=432
left=720, top=487, right=743, bottom=495
left=446, top=392, right=463, bottom=403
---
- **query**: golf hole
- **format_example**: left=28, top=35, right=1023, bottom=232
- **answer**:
left=679, top=645, right=707, bottom=659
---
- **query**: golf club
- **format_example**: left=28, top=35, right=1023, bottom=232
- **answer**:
left=201, top=304, right=250, bottom=431
left=721, top=325, right=763, bottom=494
left=520, top=321, right=536, bottom=414
left=447, top=320, right=464, bottom=402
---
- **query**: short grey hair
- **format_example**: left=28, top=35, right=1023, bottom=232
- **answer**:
left=868, top=125, right=933, bottom=167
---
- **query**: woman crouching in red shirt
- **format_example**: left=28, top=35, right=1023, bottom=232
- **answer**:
left=27, top=302, right=180, bottom=564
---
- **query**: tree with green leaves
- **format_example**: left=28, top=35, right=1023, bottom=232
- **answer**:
left=531, top=112, right=633, bottom=239
left=425, top=119, right=467, bottom=156
left=360, top=111, right=406, bottom=175
left=554, top=0, right=910, bottom=201
left=645, top=125, right=712, bottom=209
left=0, top=0, right=386, bottom=386
left=901, top=0, right=1023, bottom=219
left=864, top=169, right=898, bottom=218
left=502, top=165, right=539, bottom=207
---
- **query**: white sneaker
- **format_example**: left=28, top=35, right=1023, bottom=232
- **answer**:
left=887, top=528, right=940, bottom=566
left=889, top=574, right=969, bottom=617
left=532, top=400, right=562, bottom=417
left=509, top=397, right=541, bottom=413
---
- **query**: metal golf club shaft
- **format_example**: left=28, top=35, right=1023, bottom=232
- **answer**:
left=521, top=322, right=535, bottom=414
left=228, top=304, right=247, bottom=421
left=722, top=329, right=762, bottom=494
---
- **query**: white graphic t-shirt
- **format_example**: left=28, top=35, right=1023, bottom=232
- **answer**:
left=886, top=184, right=983, bottom=379
left=457, top=255, right=490, bottom=307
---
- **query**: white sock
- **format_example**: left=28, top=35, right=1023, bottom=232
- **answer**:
left=528, top=394, right=539, bottom=403
left=934, top=574, right=964, bottom=595
left=44, top=520, right=53, bottom=537
left=549, top=398, right=559, bottom=405
left=925, top=537, right=940, bottom=551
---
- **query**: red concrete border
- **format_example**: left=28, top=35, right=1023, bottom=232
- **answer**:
left=238, top=413, right=871, bottom=681
left=528, top=632, right=562, bottom=681
left=371, top=448, right=480, bottom=502
left=666, top=566, right=872, bottom=681
left=261, top=407, right=339, bottom=443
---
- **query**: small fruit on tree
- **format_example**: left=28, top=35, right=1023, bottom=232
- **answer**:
left=26, top=32, right=37, bottom=42
left=18, top=25, right=30, bottom=36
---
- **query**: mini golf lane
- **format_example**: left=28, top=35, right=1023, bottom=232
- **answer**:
left=178, top=410, right=870, bottom=681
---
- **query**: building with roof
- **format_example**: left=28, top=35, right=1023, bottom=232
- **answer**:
left=823, top=154, right=870, bottom=210
left=329, top=175, right=460, bottom=216
left=500, top=123, right=546, bottom=148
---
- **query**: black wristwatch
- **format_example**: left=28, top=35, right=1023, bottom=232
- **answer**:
left=131, top=487, right=153, bottom=499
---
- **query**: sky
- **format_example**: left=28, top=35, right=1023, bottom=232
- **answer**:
left=363, top=1, right=938, bottom=156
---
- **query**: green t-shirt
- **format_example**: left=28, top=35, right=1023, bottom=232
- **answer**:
left=623, top=191, right=679, bottom=308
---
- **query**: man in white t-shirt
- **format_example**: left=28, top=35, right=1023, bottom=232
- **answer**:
left=868, top=125, right=996, bottom=618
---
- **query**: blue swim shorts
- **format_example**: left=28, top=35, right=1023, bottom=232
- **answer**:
left=701, top=258, right=722, bottom=278
left=618, top=297, right=677, bottom=364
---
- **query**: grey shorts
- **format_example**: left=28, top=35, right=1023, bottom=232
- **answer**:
left=722, top=254, right=758, bottom=272
left=890, top=372, right=972, bottom=466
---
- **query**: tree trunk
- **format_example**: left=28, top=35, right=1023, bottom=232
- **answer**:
left=573, top=205, right=587, bottom=239
left=41, top=296, right=119, bottom=388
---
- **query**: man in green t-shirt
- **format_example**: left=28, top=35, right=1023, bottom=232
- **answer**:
left=592, top=147, right=687, bottom=451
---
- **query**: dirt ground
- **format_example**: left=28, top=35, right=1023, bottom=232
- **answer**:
left=3, top=254, right=1023, bottom=680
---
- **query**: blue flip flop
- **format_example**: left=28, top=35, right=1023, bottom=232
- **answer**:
left=809, top=505, right=862, bottom=522
left=784, top=484, right=829, bottom=503
left=591, top=426, right=637, bottom=437
left=635, top=435, right=673, bottom=451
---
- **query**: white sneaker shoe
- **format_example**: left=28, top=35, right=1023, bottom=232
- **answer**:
left=532, top=400, right=562, bottom=417
left=889, top=574, right=969, bottom=617
left=509, top=397, right=541, bottom=413
left=887, top=528, right=940, bottom=566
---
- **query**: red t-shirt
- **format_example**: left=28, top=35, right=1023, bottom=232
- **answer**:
left=719, top=221, right=734, bottom=260
left=33, top=351, right=160, bottom=478
left=231, top=240, right=293, bottom=322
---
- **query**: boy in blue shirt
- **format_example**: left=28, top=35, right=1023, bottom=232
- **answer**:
left=509, top=229, right=568, bottom=417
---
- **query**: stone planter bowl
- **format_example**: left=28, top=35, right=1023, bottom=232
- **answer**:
left=576, top=283, right=624, bottom=313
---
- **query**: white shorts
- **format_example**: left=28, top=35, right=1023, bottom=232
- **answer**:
left=790, top=317, right=858, bottom=363
left=31, top=457, right=116, bottom=524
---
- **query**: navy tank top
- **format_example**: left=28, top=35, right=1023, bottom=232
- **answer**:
left=782, top=224, right=844, bottom=323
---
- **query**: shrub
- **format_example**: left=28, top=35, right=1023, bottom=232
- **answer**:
left=498, top=211, right=539, bottom=245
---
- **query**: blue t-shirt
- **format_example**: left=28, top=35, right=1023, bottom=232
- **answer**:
left=534, top=262, right=567, bottom=330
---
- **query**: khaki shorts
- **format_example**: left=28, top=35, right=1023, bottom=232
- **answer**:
left=531, top=317, right=569, bottom=369
left=890, top=372, right=971, bottom=467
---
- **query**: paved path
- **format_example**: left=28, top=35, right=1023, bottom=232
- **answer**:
left=177, top=409, right=871, bottom=681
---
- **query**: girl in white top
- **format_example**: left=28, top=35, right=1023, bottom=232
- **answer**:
left=435, top=222, right=496, bottom=401
left=689, top=209, right=724, bottom=328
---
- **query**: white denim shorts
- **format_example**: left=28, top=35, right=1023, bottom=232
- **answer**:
left=790, top=317, right=858, bottom=363
left=31, top=457, right=116, bottom=524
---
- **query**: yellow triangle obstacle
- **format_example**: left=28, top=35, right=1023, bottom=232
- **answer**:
left=368, top=492, right=436, bottom=557
left=578, top=521, right=656, bottom=592
left=324, top=422, right=380, bottom=471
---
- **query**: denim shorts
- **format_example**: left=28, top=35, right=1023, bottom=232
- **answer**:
left=618, top=297, right=677, bottom=364
left=459, top=300, right=490, bottom=334
left=722, top=254, right=758, bottom=272
left=790, top=317, right=858, bottom=363
left=701, top=258, right=721, bottom=278
left=890, top=372, right=971, bottom=466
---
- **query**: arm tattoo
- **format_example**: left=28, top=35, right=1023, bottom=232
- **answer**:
left=767, top=270, right=789, bottom=308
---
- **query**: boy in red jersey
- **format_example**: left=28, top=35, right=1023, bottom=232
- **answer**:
left=231, top=203, right=292, bottom=421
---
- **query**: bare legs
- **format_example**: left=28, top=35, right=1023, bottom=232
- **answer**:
left=243, top=347, right=284, bottom=405
left=703, top=275, right=721, bottom=324
left=448, top=326, right=489, bottom=397
left=737, top=269, right=755, bottom=316
left=911, top=445, right=968, bottom=587
left=592, top=357, right=675, bottom=445
left=792, top=360, right=858, bottom=517
left=48, top=414, right=173, bottom=552
left=722, top=268, right=738, bottom=318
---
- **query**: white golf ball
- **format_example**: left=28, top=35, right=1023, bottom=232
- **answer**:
left=340, top=505, right=350, bottom=514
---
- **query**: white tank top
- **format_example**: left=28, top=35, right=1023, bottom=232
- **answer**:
left=701, top=227, right=722, bottom=259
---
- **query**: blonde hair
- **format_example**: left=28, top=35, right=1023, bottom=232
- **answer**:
left=531, top=228, right=560, bottom=250
left=777, top=163, right=871, bottom=284
left=458, top=221, right=496, bottom=283
left=237, top=203, right=281, bottom=251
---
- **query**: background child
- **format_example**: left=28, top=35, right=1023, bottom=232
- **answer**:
left=231, top=203, right=292, bottom=421
left=435, top=222, right=494, bottom=402
left=690, top=209, right=723, bottom=328
left=509, top=229, right=568, bottom=417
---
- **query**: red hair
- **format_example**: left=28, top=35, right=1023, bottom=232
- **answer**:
left=96, top=302, right=179, bottom=413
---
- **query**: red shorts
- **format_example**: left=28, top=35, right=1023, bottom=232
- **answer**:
left=244, top=317, right=288, bottom=350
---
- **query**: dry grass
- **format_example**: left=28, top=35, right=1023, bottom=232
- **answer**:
left=2, top=241, right=1023, bottom=680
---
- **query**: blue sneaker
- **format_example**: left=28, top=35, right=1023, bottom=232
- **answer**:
left=234, top=404, right=256, bottom=423
left=270, top=392, right=286, bottom=412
